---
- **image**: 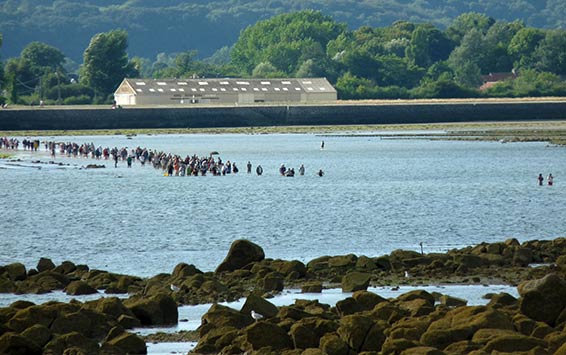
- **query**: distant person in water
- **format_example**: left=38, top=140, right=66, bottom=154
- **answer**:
left=247, top=161, right=252, bottom=173
left=256, top=165, right=263, bottom=176
left=548, top=173, right=554, bottom=186
left=317, top=169, right=324, bottom=177
left=538, top=173, right=544, bottom=186
left=279, top=164, right=286, bottom=176
left=299, top=164, right=305, bottom=176
left=321, top=141, right=325, bottom=149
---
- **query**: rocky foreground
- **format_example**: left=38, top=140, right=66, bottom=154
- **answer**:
left=1, top=237, right=566, bottom=354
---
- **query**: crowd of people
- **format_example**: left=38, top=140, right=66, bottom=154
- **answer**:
left=1, top=137, right=321, bottom=177
left=0, top=137, right=21, bottom=150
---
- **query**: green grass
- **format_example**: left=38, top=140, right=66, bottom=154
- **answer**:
left=0, top=153, right=12, bottom=159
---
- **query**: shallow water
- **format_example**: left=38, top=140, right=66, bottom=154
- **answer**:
left=1, top=133, right=565, bottom=276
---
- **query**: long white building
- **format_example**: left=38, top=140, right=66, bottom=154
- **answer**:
left=114, top=77, right=337, bottom=106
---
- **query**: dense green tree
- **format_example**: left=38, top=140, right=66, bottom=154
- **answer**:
left=486, top=69, right=566, bottom=97
left=251, top=62, right=286, bottom=78
left=448, top=29, right=484, bottom=87
left=0, top=33, right=4, bottom=93
left=231, top=10, right=346, bottom=75
left=508, top=27, right=546, bottom=69
left=80, top=29, right=138, bottom=101
left=534, top=30, right=566, bottom=75
left=21, top=42, right=65, bottom=72
left=446, top=12, right=496, bottom=44
left=405, top=24, right=454, bottom=68
left=411, top=78, right=479, bottom=98
left=480, top=21, right=524, bottom=73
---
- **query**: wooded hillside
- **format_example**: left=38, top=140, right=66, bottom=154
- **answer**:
left=1, top=0, right=565, bottom=61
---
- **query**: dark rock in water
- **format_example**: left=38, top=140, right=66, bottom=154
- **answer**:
left=103, top=329, right=147, bottom=354
left=320, top=333, right=349, bottom=355
left=64, top=281, right=98, bottom=295
left=337, top=314, right=386, bottom=352
left=439, top=294, right=468, bottom=307
left=50, top=308, right=109, bottom=339
left=262, top=271, right=284, bottom=292
left=242, top=321, right=293, bottom=351
left=0, top=263, right=27, bottom=281
left=43, top=331, right=100, bottom=355
left=20, top=324, right=52, bottom=349
left=518, top=273, right=566, bottom=326
left=341, top=272, right=371, bottom=292
left=200, top=304, right=252, bottom=336
left=271, top=259, right=307, bottom=277
left=193, top=326, right=239, bottom=354
left=53, top=261, right=76, bottom=275
left=117, top=314, right=142, bottom=329
left=336, top=297, right=363, bottom=317
left=10, top=300, right=34, bottom=310
left=513, top=247, right=533, bottom=266
left=328, top=254, right=358, bottom=268
left=289, top=318, right=333, bottom=349
left=215, top=239, right=265, bottom=273
left=36, top=258, right=56, bottom=273
left=353, top=290, right=387, bottom=310
left=85, top=164, right=105, bottom=169
left=17, top=270, right=70, bottom=293
left=0, top=275, right=16, bottom=293
left=420, top=306, right=514, bottom=349
left=487, top=293, right=517, bottom=309
left=0, top=332, right=42, bottom=355
left=172, top=263, right=202, bottom=279
left=6, top=306, right=53, bottom=333
left=301, top=281, right=323, bottom=293
left=125, top=293, right=178, bottom=326
left=84, top=297, right=135, bottom=322
left=240, top=294, right=279, bottom=319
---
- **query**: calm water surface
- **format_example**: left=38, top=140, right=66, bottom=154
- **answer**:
left=1, top=133, right=564, bottom=276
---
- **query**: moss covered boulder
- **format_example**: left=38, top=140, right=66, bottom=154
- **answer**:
left=125, top=292, right=178, bottom=326
left=241, top=321, right=293, bottom=351
left=518, top=273, right=566, bottom=326
left=420, top=306, right=514, bottom=349
left=104, top=330, right=147, bottom=354
left=215, top=239, right=265, bottom=273
left=0, top=332, right=42, bottom=355
left=341, top=272, right=371, bottom=292
left=64, top=280, right=98, bottom=295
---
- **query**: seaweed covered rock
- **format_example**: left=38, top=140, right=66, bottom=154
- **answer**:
left=125, top=292, right=178, bottom=326
left=420, top=306, right=514, bottom=350
left=341, top=272, right=371, bottom=292
left=36, top=258, right=55, bottom=273
left=240, top=294, right=279, bottom=319
left=0, top=263, right=27, bottom=282
left=241, top=321, right=293, bottom=351
left=103, top=329, right=147, bottom=354
left=64, top=280, right=98, bottom=295
left=518, top=273, right=566, bottom=326
left=215, top=239, right=265, bottom=273
left=0, top=332, right=42, bottom=355
left=337, top=314, right=387, bottom=352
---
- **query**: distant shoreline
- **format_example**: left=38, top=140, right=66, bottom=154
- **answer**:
left=1, top=98, right=566, bottom=133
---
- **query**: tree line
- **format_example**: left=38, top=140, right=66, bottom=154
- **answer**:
left=1, top=10, right=565, bottom=105
left=2, top=0, right=565, bottom=62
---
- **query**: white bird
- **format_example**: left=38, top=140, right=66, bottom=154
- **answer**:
left=170, top=284, right=180, bottom=292
left=251, top=310, right=264, bottom=321
left=404, top=270, right=410, bottom=278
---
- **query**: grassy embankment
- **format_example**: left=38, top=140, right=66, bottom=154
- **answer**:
left=2, top=120, right=566, bottom=145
